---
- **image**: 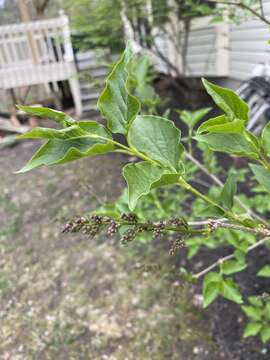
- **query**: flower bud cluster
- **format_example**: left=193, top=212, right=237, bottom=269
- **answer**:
left=62, top=214, right=114, bottom=237
left=61, top=214, right=189, bottom=245
left=153, top=220, right=166, bottom=238
left=107, top=220, right=120, bottom=236
left=169, top=237, right=186, bottom=256
left=120, top=226, right=144, bottom=245
left=168, top=217, right=188, bottom=229
left=120, top=213, right=138, bottom=223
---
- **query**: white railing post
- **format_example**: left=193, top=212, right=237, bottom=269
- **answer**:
left=60, top=10, right=74, bottom=62
left=216, top=24, right=230, bottom=76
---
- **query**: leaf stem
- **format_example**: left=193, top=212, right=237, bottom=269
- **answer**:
left=177, top=177, right=252, bottom=227
left=88, top=133, right=161, bottom=166
left=185, top=152, right=268, bottom=226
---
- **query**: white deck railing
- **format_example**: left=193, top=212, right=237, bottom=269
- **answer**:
left=0, top=13, right=82, bottom=116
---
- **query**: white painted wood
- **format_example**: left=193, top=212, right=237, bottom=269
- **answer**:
left=185, top=21, right=229, bottom=77
left=0, top=13, right=82, bottom=116
left=229, top=0, right=270, bottom=80
left=122, top=1, right=269, bottom=80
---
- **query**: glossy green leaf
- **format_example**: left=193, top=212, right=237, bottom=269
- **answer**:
left=202, top=78, right=249, bottom=121
left=17, top=105, right=74, bottom=127
left=260, top=326, right=270, bottom=343
left=262, top=122, right=270, bottom=155
left=128, top=115, right=184, bottom=172
left=243, top=322, right=262, bottom=338
left=220, top=173, right=237, bottom=210
left=250, top=164, right=270, bottom=193
left=220, top=278, right=243, bottom=304
left=123, top=161, right=180, bottom=211
left=241, top=306, right=263, bottom=321
left=97, top=47, right=140, bottom=134
left=16, top=122, right=113, bottom=173
left=17, top=125, right=86, bottom=140
left=203, top=282, right=220, bottom=308
left=222, top=259, right=246, bottom=275
left=257, top=265, right=270, bottom=277
left=197, top=115, right=245, bottom=134
left=203, top=272, right=222, bottom=308
left=197, top=115, right=228, bottom=134
left=195, top=133, right=258, bottom=159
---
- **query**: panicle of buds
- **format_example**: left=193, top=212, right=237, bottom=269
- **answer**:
left=62, top=216, right=88, bottom=233
left=107, top=220, right=120, bottom=236
left=120, top=213, right=138, bottom=223
left=61, top=213, right=190, bottom=246
left=120, top=227, right=139, bottom=245
left=168, top=217, right=188, bottom=229
left=169, top=236, right=186, bottom=256
left=153, top=220, right=166, bottom=238
left=62, top=214, right=110, bottom=237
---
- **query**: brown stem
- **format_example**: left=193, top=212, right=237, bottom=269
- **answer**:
left=150, top=43, right=182, bottom=78
left=193, top=236, right=270, bottom=279
left=259, top=0, right=265, bottom=18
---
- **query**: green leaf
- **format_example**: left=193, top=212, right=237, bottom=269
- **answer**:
left=97, top=47, right=140, bottom=134
left=220, top=173, right=237, bottom=209
left=234, top=249, right=246, bottom=263
left=260, top=326, right=270, bottom=343
left=243, top=322, right=262, bottom=338
left=197, top=115, right=245, bottom=135
left=257, top=265, right=270, bottom=277
left=16, top=122, right=113, bottom=173
left=262, top=122, right=270, bottom=155
left=17, top=125, right=86, bottom=140
left=123, top=161, right=180, bottom=211
left=178, top=107, right=211, bottom=129
left=241, top=306, right=263, bottom=321
left=17, top=105, right=74, bottom=127
left=203, top=272, right=222, bottom=308
left=264, top=302, right=270, bottom=321
left=220, top=278, right=243, bottom=304
left=202, top=78, right=249, bottom=121
left=195, top=133, right=258, bottom=159
left=197, top=205, right=225, bottom=217
left=248, top=296, right=263, bottom=308
left=222, top=260, right=246, bottom=275
left=250, top=164, right=270, bottom=193
left=128, top=55, right=151, bottom=86
left=128, top=115, right=184, bottom=172
left=203, top=282, right=220, bottom=308
left=197, top=115, right=228, bottom=134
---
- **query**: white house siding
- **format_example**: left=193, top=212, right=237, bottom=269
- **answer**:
left=184, top=19, right=230, bottom=77
left=186, top=26, right=218, bottom=76
left=229, top=0, right=270, bottom=81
